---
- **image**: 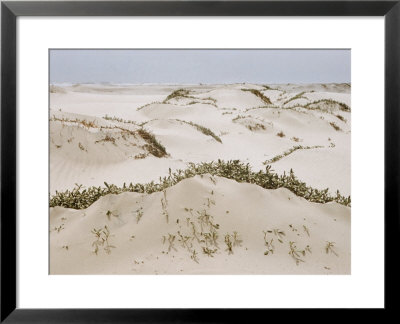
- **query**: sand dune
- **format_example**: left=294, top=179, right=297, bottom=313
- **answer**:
left=50, top=83, right=351, bottom=274
left=50, top=175, right=350, bottom=274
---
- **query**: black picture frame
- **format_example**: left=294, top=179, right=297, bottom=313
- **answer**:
left=1, top=0, right=399, bottom=322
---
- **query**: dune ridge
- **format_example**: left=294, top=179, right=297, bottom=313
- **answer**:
left=50, top=175, right=350, bottom=274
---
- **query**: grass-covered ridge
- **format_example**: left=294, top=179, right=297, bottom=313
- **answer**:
left=241, top=89, right=272, bottom=105
left=50, top=160, right=351, bottom=210
left=175, top=119, right=222, bottom=143
left=263, top=145, right=323, bottom=164
left=137, top=128, right=168, bottom=157
left=50, top=115, right=167, bottom=158
left=283, top=91, right=307, bottom=106
left=305, top=99, right=351, bottom=112
left=163, top=89, right=193, bottom=103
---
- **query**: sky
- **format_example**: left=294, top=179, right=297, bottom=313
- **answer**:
left=50, top=49, right=350, bottom=84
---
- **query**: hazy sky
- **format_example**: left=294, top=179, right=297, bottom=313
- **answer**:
left=50, top=49, right=350, bottom=84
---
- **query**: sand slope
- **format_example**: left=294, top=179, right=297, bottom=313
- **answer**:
left=50, top=83, right=351, bottom=195
left=50, top=175, right=350, bottom=274
left=50, top=83, right=351, bottom=275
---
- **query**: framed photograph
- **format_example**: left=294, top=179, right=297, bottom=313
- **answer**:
left=1, top=0, right=398, bottom=321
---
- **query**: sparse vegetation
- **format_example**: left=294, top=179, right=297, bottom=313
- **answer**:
left=325, top=241, right=338, bottom=256
left=202, top=247, right=217, bottom=257
left=53, top=224, right=65, bottom=233
left=263, top=145, right=323, bottom=164
left=190, top=250, right=199, bottom=263
left=305, top=99, right=351, bottom=112
left=95, top=134, right=116, bottom=145
left=303, top=225, right=310, bottom=237
left=246, top=123, right=266, bottom=131
left=103, top=115, right=138, bottom=125
left=50, top=160, right=351, bottom=209
left=224, top=234, right=234, bottom=254
left=106, top=209, right=119, bottom=220
left=137, top=128, right=168, bottom=157
left=283, top=91, right=307, bottom=106
left=276, top=131, right=285, bottom=138
left=288, top=241, right=308, bottom=265
left=335, top=114, right=347, bottom=123
left=135, top=207, right=144, bottom=224
left=164, top=233, right=177, bottom=252
left=232, top=115, right=268, bottom=131
left=175, top=119, right=222, bottom=143
left=241, top=89, right=272, bottom=105
left=91, top=225, right=115, bottom=255
left=263, top=85, right=281, bottom=91
left=50, top=116, right=97, bottom=129
left=329, top=122, right=342, bottom=131
left=161, top=190, right=169, bottom=223
left=263, top=231, right=275, bottom=255
left=163, top=89, right=191, bottom=103
left=51, top=115, right=167, bottom=157
left=136, top=102, right=160, bottom=111
left=78, top=142, right=86, bottom=151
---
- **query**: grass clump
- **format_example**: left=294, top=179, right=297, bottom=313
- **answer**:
left=91, top=225, right=115, bottom=255
left=175, top=119, right=222, bottom=143
left=263, top=145, right=323, bottom=164
left=95, top=134, right=116, bottom=145
left=50, top=160, right=351, bottom=210
left=262, top=85, right=281, bottom=91
left=246, top=123, right=266, bottom=131
left=288, top=241, right=310, bottom=265
left=232, top=114, right=250, bottom=122
left=305, top=99, right=351, bottom=112
left=335, top=114, right=347, bottom=122
left=136, top=102, right=160, bottom=111
left=325, top=241, right=338, bottom=256
left=78, top=142, right=86, bottom=151
left=164, top=89, right=191, bottom=103
left=263, top=231, right=275, bottom=255
left=241, top=89, right=272, bottom=105
left=283, top=91, right=307, bottom=106
left=232, top=115, right=268, bottom=131
left=276, top=131, right=285, bottom=138
left=329, top=122, right=342, bottom=131
left=137, top=128, right=167, bottom=157
left=103, top=115, right=137, bottom=125
left=50, top=116, right=98, bottom=129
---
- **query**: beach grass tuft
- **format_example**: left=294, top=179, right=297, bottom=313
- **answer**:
left=241, top=89, right=272, bottom=105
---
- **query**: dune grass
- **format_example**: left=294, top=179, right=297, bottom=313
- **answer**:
left=103, top=115, right=138, bottom=125
left=263, top=145, right=323, bottom=164
left=305, top=99, right=351, bottom=112
left=137, top=128, right=168, bottom=157
left=283, top=91, right=307, bottom=106
left=50, top=160, right=351, bottom=210
left=241, top=89, right=272, bottom=105
left=335, top=114, right=347, bottom=123
left=50, top=116, right=98, bottom=129
left=163, top=89, right=193, bottom=103
left=175, top=119, right=222, bottom=143
left=329, top=122, right=342, bottom=131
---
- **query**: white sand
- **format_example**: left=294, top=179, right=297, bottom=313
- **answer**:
left=50, top=175, right=350, bottom=274
left=50, top=83, right=351, bottom=274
